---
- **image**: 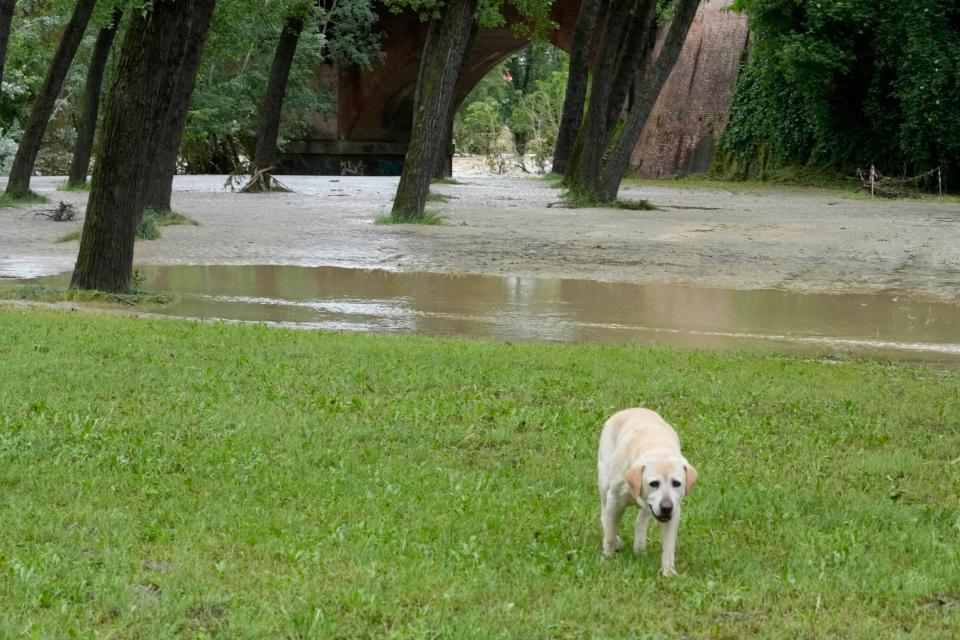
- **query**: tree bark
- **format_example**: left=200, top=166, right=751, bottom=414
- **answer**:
left=390, top=0, right=477, bottom=221
left=0, top=0, right=16, bottom=88
left=249, top=12, right=306, bottom=189
left=141, top=0, right=221, bottom=212
left=598, top=0, right=701, bottom=201
left=551, top=0, right=600, bottom=175
left=433, top=105, right=455, bottom=178
left=434, top=21, right=476, bottom=179
left=5, top=0, right=97, bottom=198
left=567, top=0, right=632, bottom=192
left=604, top=0, right=657, bottom=135
left=71, top=0, right=217, bottom=292
left=67, top=8, right=123, bottom=187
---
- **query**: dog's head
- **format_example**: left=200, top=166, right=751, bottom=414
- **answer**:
left=625, top=458, right=697, bottom=522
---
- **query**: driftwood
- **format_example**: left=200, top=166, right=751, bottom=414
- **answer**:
left=222, top=165, right=292, bottom=193
left=34, top=201, right=79, bottom=221
left=857, top=166, right=942, bottom=199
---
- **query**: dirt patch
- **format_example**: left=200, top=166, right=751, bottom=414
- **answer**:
left=2, top=170, right=958, bottom=301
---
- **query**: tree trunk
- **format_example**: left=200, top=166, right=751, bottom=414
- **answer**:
left=141, top=1, right=221, bottom=212
left=598, top=0, right=701, bottom=201
left=5, top=0, right=97, bottom=198
left=433, top=21, right=476, bottom=179
left=0, top=0, right=16, bottom=88
left=604, top=0, right=657, bottom=135
left=567, top=0, right=632, bottom=193
left=67, top=8, right=122, bottom=188
left=390, top=0, right=477, bottom=221
left=551, top=0, right=599, bottom=175
left=71, top=0, right=217, bottom=292
left=433, top=106, right=455, bottom=178
left=249, top=12, right=306, bottom=189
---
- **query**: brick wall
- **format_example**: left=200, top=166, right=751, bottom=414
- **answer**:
left=629, top=0, right=749, bottom=178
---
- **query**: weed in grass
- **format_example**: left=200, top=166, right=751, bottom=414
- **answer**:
left=375, top=210, right=445, bottom=225
left=0, top=308, right=957, bottom=637
left=57, top=181, right=91, bottom=192
left=426, top=192, right=453, bottom=203
left=56, top=231, right=82, bottom=243
left=136, top=208, right=199, bottom=240
left=0, top=191, right=48, bottom=208
left=431, top=177, right=464, bottom=185
left=542, top=172, right=565, bottom=188
left=611, top=198, right=658, bottom=211
left=0, top=284, right=174, bottom=305
left=561, top=190, right=658, bottom=211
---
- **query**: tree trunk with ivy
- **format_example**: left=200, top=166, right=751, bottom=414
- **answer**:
left=141, top=1, right=220, bottom=212
left=0, top=0, right=16, bottom=87
left=597, top=0, right=700, bottom=201
left=551, top=0, right=599, bottom=175
left=248, top=12, right=306, bottom=190
left=67, top=8, right=123, bottom=188
left=390, top=0, right=477, bottom=221
left=71, top=0, right=216, bottom=292
left=5, top=0, right=97, bottom=198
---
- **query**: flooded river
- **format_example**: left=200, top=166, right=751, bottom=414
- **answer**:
left=31, top=264, right=960, bottom=366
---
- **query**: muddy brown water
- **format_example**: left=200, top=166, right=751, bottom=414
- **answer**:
left=31, top=264, right=960, bottom=366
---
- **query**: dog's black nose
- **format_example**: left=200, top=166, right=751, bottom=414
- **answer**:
left=660, top=502, right=673, bottom=515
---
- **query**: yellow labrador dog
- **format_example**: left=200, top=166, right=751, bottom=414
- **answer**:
left=597, top=408, right=698, bottom=575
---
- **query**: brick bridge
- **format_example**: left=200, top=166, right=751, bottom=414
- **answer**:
left=281, top=0, right=747, bottom=177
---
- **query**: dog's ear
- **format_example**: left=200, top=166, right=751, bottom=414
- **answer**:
left=684, top=463, right=698, bottom=497
left=625, top=465, right=645, bottom=497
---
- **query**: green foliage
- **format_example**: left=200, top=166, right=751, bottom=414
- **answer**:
left=454, top=43, right=568, bottom=172
left=1, top=0, right=381, bottom=176
left=55, top=231, right=82, bottom=243
left=0, top=2, right=95, bottom=174
left=720, top=0, right=960, bottom=190
left=0, top=308, right=958, bottom=636
left=456, top=100, right=506, bottom=156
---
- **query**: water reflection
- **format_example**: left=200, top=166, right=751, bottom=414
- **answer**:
left=34, top=265, right=960, bottom=365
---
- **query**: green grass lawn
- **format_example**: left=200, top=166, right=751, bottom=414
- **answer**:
left=1, top=308, right=958, bottom=638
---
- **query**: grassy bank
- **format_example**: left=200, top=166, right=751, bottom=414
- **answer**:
left=1, top=309, right=957, bottom=638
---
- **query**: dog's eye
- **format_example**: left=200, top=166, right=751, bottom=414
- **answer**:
left=671, top=480, right=682, bottom=488
left=649, top=481, right=660, bottom=488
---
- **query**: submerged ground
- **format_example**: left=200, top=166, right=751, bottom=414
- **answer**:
left=0, top=309, right=958, bottom=637
left=2, top=170, right=959, bottom=301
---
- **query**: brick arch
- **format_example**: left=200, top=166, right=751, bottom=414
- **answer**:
left=282, top=0, right=747, bottom=177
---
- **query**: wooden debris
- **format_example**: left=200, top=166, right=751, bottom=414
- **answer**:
left=34, top=201, right=79, bottom=221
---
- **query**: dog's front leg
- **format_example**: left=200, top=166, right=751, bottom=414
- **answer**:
left=601, top=495, right=626, bottom=556
left=659, top=508, right=681, bottom=576
left=633, top=507, right=650, bottom=553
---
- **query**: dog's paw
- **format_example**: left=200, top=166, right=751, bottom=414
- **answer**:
left=633, top=540, right=646, bottom=554
left=603, top=537, right=625, bottom=556
left=660, top=566, right=677, bottom=577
